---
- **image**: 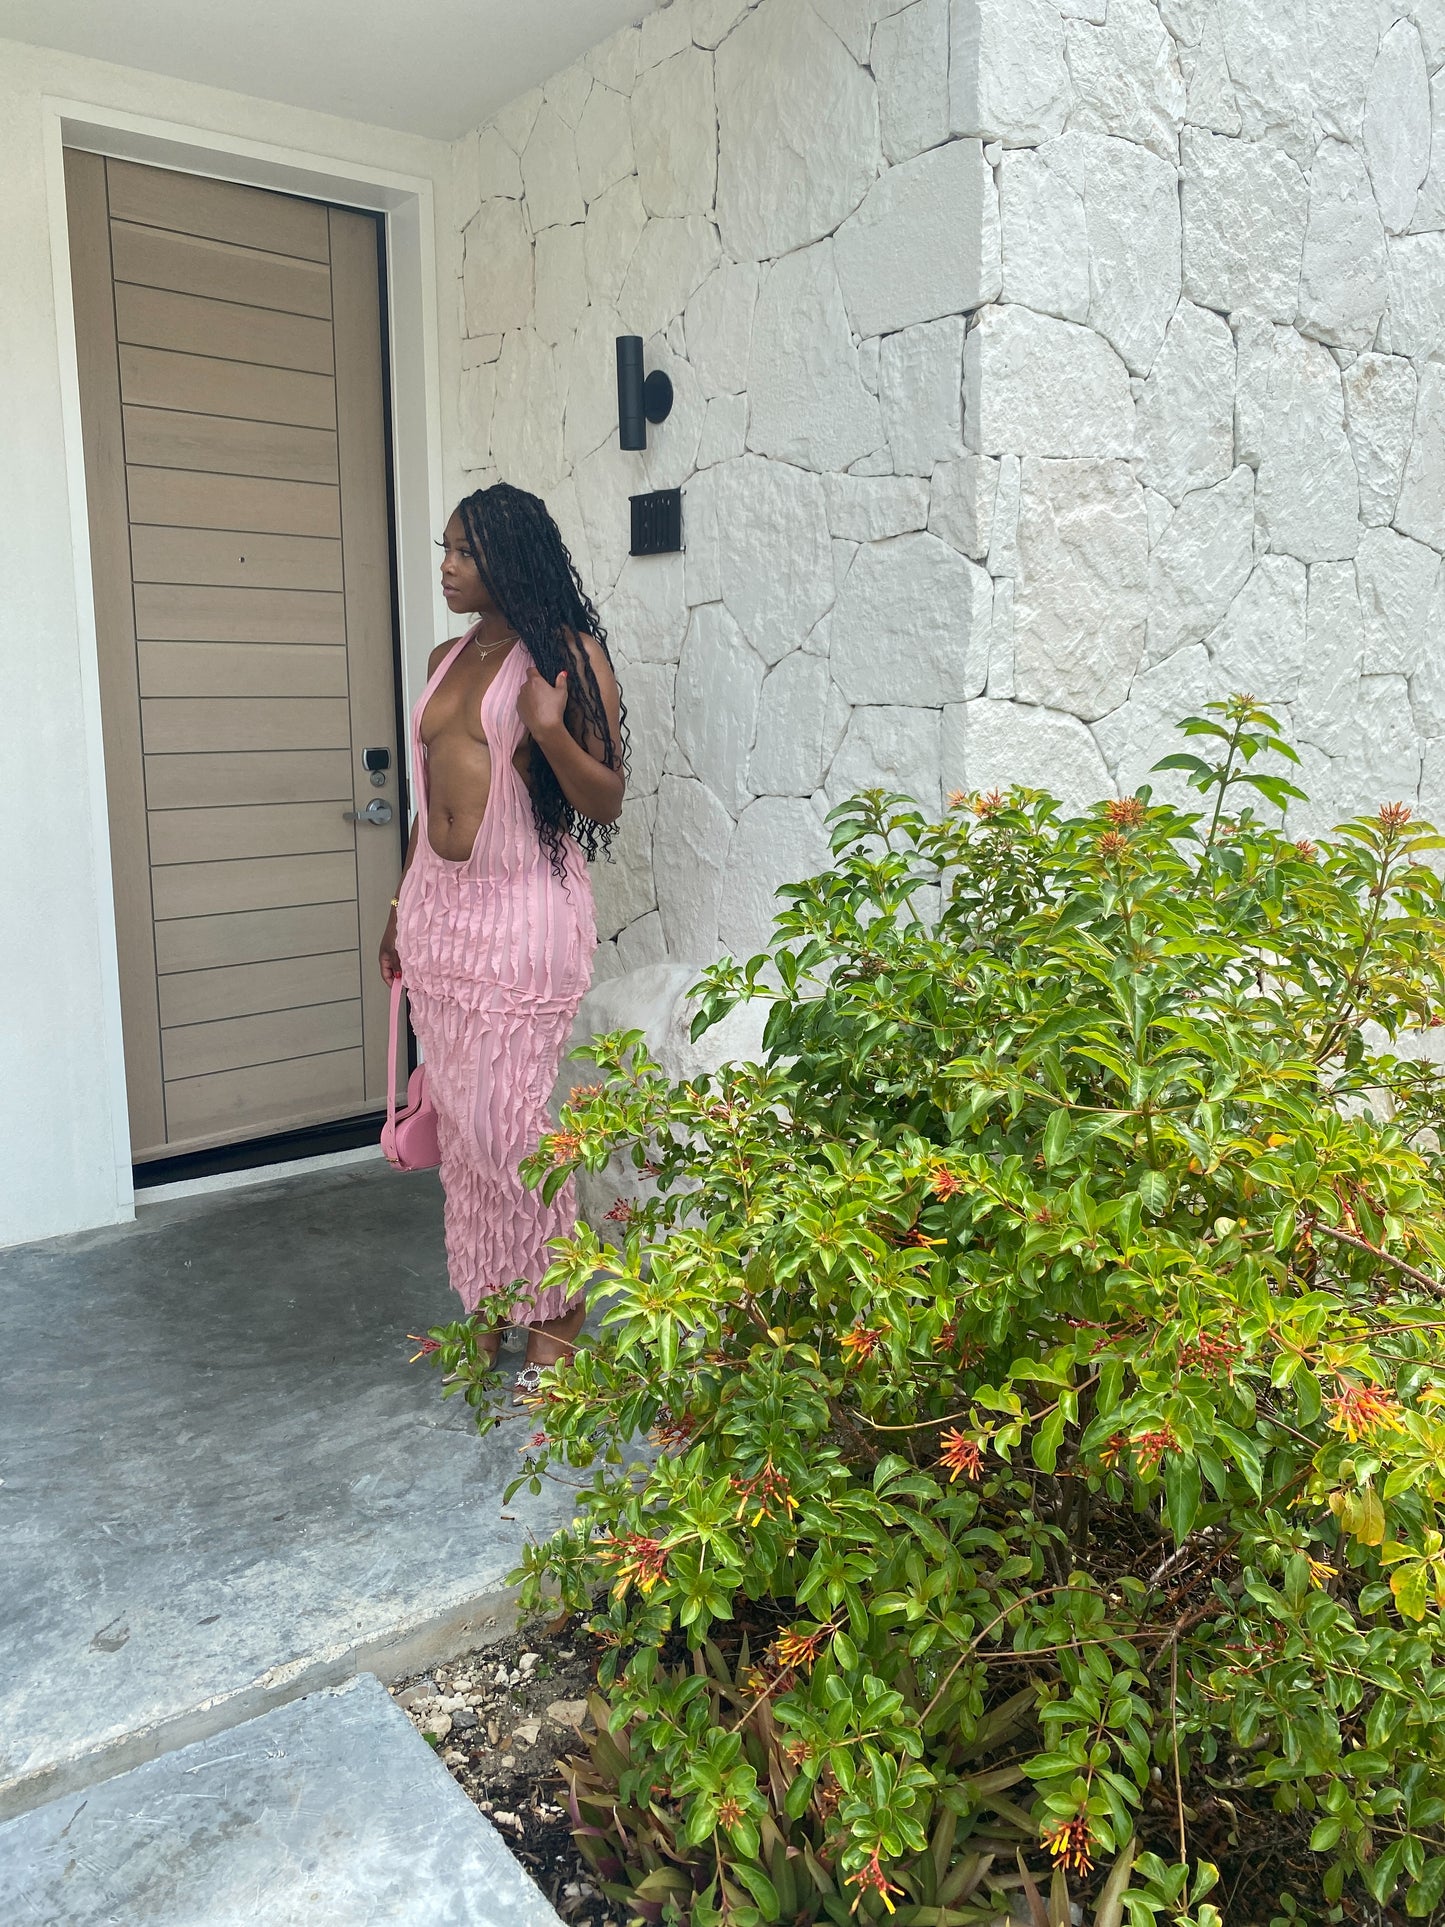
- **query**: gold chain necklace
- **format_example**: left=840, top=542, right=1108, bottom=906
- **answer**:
left=472, top=627, right=519, bottom=659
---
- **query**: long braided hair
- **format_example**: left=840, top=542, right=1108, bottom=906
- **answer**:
left=455, top=483, right=627, bottom=877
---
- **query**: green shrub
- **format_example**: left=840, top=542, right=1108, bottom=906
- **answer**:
left=431, top=701, right=1445, bottom=1925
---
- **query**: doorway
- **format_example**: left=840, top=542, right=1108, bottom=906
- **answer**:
left=65, top=152, right=405, bottom=1165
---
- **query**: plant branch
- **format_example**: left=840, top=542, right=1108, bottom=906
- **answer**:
left=1314, top=1221, right=1445, bottom=1301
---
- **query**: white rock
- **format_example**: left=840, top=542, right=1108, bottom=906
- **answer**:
left=463, top=201, right=532, bottom=338
left=1236, top=324, right=1361, bottom=564
left=1059, top=0, right=1105, bottom=17
left=586, top=24, right=641, bottom=93
left=1298, top=675, right=1420, bottom=835
left=694, top=0, right=753, bottom=48
left=950, top=0, right=1069, bottom=144
left=1091, top=643, right=1212, bottom=803
left=811, top=0, right=876, bottom=60
left=715, top=0, right=880, bottom=260
left=696, top=393, right=748, bottom=467
left=1379, top=233, right=1445, bottom=359
left=750, top=651, right=835, bottom=793
left=1405, top=0, right=1445, bottom=68
left=984, top=575, right=1015, bottom=694
left=1298, top=138, right=1389, bottom=350
left=583, top=177, right=648, bottom=309
left=548, top=473, right=593, bottom=598
left=1408, top=567, right=1445, bottom=736
left=831, top=532, right=992, bottom=704
left=824, top=474, right=930, bottom=540
left=592, top=793, right=658, bottom=938
left=985, top=454, right=1022, bottom=575
left=964, top=306, right=1134, bottom=460
left=1012, top=459, right=1149, bottom=720
left=461, top=334, right=502, bottom=367
left=654, top=776, right=734, bottom=957
left=682, top=462, right=722, bottom=607
left=715, top=457, right=834, bottom=665
left=1180, top=11, right=1241, bottom=137
left=647, top=0, right=698, bottom=67
left=1207, top=556, right=1309, bottom=703
left=1396, top=364, right=1445, bottom=551
left=1146, top=488, right=1175, bottom=549
left=545, top=64, right=593, bottom=130
left=575, top=85, right=635, bottom=205
left=943, top=698, right=1113, bottom=814
left=828, top=707, right=944, bottom=815
left=1065, top=0, right=1187, bottom=163
left=1355, top=525, right=1441, bottom=676
left=534, top=225, right=588, bottom=347
left=1071, top=133, right=1183, bottom=377
left=1136, top=301, right=1236, bottom=505
left=458, top=361, right=496, bottom=472
left=618, top=217, right=722, bottom=342
left=563, top=302, right=626, bottom=469
left=878, top=318, right=966, bottom=475
left=617, top=911, right=669, bottom=971
left=494, top=87, right=543, bottom=155
left=1216, top=0, right=1314, bottom=162
left=1180, top=130, right=1308, bottom=321
left=1145, top=466, right=1257, bottom=667
left=1412, top=73, right=1445, bottom=233
left=875, top=0, right=951, bottom=162
left=1294, top=561, right=1365, bottom=757
left=1307, top=0, right=1387, bottom=144
left=929, top=455, right=999, bottom=558
left=632, top=46, right=718, bottom=217
left=520, top=104, right=585, bottom=230
left=621, top=660, right=674, bottom=794
left=718, top=796, right=833, bottom=956
left=477, top=127, right=525, bottom=202
left=683, top=260, right=759, bottom=398
left=850, top=449, right=894, bottom=476
left=489, top=330, right=566, bottom=496
left=641, top=336, right=708, bottom=491
left=999, top=146, right=1090, bottom=324
left=606, top=552, right=689, bottom=664
left=574, top=441, right=647, bottom=601
left=834, top=140, right=1001, bottom=337
left=674, top=603, right=766, bottom=812
left=1364, top=19, right=1432, bottom=233
left=747, top=242, right=882, bottom=471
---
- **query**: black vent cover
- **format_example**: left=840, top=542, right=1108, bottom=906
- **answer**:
left=630, top=488, right=683, bottom=556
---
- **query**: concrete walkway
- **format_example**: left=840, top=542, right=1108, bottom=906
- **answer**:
left=0, top=1161, right=575, bottom=1819
left=0, top=1673, right=563, bottom=1925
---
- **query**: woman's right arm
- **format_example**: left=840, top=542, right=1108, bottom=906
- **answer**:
left=378, top=816, right=420, bottom=985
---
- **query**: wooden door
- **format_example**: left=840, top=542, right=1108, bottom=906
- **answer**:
left=66, top=152, right=403, bottom=1161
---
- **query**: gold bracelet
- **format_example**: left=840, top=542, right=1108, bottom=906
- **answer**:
left=390, top=897, right=399, bottom=908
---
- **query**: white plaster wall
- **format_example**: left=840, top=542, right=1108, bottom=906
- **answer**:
left=449, top=0, right=1445, bottom=979
left=1, top=39, right=453, bottom=1247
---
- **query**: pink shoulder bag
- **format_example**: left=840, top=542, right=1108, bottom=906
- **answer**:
left=380, top=975, right=440, bottom=1172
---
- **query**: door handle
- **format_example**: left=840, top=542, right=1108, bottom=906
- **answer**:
left=344, top=799, right=394, bottom=825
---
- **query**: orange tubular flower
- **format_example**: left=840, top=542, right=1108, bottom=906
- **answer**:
left=604, top=1531, right=670, bottom=1598
left=841, top=1324, right=886, bottom=1364
left=1328, top=1381, right=1406, bottom=1443
left=1134, top=1425, right=1179, bottom=1473
left=548, top=1128, right=582, bottom=1165
left=1042, top=1815, right=1094, bottom=1877
left=931, top=1166, right=964, bottom=1200
left=972, top=789, right=1006, bottom=818
left=770, top=1624, right=828, bottom=1671
left=406, top=1332, right=441, bottom=1362
left=1097, top=829, right=1130, bottom=859
left=1379, top=802, right=1414, bottom=831
left=938, top=1427, right=984, bottom=1482
left=848, top=1850, right=902, bottom=1916
left=1104, top=796, right=1147, bottom=828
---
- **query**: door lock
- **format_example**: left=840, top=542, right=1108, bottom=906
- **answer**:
left=344, top=798, right=394, bottom=825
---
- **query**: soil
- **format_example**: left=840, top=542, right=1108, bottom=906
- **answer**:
left=389, top=1618, right=629, bottom=1926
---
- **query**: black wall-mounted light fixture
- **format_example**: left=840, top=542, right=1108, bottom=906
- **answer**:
left=616, top=334, right=674, bottom=451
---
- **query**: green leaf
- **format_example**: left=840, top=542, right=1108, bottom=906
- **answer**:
left=1043, top=1108, right=1073, bottom=1168
left=1163, top=1453, right=1201, bottom=1544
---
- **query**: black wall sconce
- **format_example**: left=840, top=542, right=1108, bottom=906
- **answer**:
left=616, top=335, right=674, bottom=450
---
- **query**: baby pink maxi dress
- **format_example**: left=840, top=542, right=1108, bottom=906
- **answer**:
left=395, top=628, right=597, bottom=1320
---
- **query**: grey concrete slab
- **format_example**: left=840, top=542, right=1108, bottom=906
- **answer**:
left=0, top=1672, right=564, bottom=1926
left=0, top=1163, right=576, bottom=1818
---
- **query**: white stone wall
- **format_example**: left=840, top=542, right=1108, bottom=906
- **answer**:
left=447, top=0, right=1445, bottom=975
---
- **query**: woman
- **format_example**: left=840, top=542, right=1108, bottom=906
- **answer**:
left=379, top=483, right=625, bottom=1397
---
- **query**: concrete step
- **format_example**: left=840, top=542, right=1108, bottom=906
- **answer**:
left=0, top=1163, right=576, bottom=1819
left=0, top=1673, right=565, bottom=1926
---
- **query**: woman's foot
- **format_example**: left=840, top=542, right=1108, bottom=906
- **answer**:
left=513, top=1303, right=586, bottom=1404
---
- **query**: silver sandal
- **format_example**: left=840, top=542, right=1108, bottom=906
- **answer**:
left=512, top=1363, right=545, bottom=1406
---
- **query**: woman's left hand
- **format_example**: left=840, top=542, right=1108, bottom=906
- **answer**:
left=517, top=665, right=569, bottom=743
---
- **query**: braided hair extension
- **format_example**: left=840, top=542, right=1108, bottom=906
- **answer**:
left=455, top=483, right=628, bottom=878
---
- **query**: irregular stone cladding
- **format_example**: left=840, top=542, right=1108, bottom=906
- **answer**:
left=448, top=0, right=1445, bottom=977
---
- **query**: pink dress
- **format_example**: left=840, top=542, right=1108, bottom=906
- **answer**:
left=395, top=628, right=596, bottom=1320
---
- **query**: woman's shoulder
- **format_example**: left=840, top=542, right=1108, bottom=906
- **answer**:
left=429, top=636, right=466, bottom=672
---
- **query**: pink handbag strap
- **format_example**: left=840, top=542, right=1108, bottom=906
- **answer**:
left=386, top=974, right=408, bottom=1134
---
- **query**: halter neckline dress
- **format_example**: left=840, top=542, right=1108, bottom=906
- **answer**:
left=395, top=626, right=596, bottom=1320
